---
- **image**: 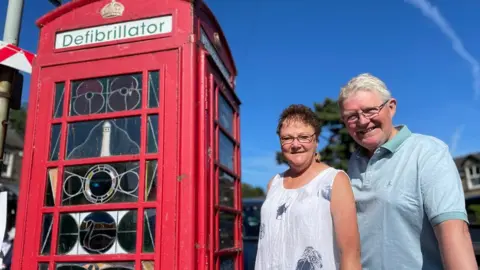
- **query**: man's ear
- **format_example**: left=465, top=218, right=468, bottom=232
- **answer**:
left=388, top=98, right=397, bottom=117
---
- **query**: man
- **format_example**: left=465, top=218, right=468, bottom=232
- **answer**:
left=338, top=73, right=477, bottom=269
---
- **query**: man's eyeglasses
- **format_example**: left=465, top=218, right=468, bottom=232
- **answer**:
left=342, top=99, right=390, bottom=124
left=280, top=134, right=316, bottom=145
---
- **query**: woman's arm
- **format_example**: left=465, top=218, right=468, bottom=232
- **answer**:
left=330, top=171, right=362, bottom=270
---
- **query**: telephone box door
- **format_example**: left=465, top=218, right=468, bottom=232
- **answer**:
left=23, top=51, right=178, bottom=270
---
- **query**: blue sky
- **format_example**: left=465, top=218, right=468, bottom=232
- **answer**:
left=1, top=0, right=480, bottom=189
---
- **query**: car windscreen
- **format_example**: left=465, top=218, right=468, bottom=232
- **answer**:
left=243, top=202, right=262, bottom=239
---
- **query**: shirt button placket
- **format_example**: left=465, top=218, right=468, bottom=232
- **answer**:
left=365, top=150, right=381, bottom=187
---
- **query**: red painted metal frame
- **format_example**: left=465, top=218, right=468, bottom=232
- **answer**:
left=12, top=0, right=239, bottom=269
left=204, top=56, right=242, bottom=269
left=23, top=52, right=178, bottom=269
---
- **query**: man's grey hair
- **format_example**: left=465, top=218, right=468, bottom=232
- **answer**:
left=338, top=73, right=392, bottom=105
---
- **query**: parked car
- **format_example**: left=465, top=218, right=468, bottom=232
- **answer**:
left=242, top=197, right=265, bottom=270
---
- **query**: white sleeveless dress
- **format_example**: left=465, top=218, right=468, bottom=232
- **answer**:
left=254, top=167, right=341, bottom=270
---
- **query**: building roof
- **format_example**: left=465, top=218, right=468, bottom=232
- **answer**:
left=454, top=152, right=480, bottom=169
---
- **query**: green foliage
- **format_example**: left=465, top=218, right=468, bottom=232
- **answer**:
left=9, top=103, right=27, bottom=136
left=276, top=98, right=358, bottom=171
left=241, top=182, right=266, bottom=198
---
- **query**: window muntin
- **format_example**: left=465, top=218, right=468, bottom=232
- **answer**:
left=69, top=73, right=142, bottom=116
left=41, top=71, right=161, bottom=262
left=212, top=78, right=241, bottom=269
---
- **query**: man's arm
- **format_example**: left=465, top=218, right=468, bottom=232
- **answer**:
left=434, top=220, right=477, bottom=269
left=420, top=143, right=477, bottom=269
left=331, top=171, right=362, bottom=270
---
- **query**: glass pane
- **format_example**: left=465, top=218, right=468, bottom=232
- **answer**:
left=44, top=168, right=58, bottom=206
left=53, top=82, right=65, bottom=118
left=219, top=211, right=235, bottom=249
left=49, top=124, right=61, bottom=161
left=147, top=115, right=158, bottom=153
left=143, top=209, right=156, bottom=252
left=57, top=210, right=137, bottom=255
left=218, top=94, right=234, bottom=134
left=55, top=262, right=134, bottom=269
left=148, top=71, right=160, bottom=108
left=40, top=214, right=53, bottom=255
left=38, top=263, right=50, bottom=270
left=66, top=117, right=141, bottom=159
left=117, top=211, right=137, bottom=253
left=57, top=214, right=79, bottom=255
left=219, top=132, right=234, bottom=171
left=142, top=261, right=154, bottom=270
left=62, top=162, right=139, bottom=205
left=145, top=160, right=158, bottom=201
left=219, top=171, right=234, bottom=207
left=220, top=256, right=235, bottom=270
left=69, top=73, right=142, bottom=116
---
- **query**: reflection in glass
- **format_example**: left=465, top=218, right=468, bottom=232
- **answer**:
left=143, top=209, right=156, bottom=253
left=57, top=210, right=139, bottom=255
left=218, top=94, right=234, bottom=134
left=66, top=117, right=141, bottom=160
left=219, top=132, right=234, bottom=171
left=57, top=214, right=79, bottom=255
left=38, top=263, right=49, bottom=270
left=219, top=211, right=235, bottom=249
left=56, top=262, right=135, bottom=269
left=69, top=73, right=142, bottom=116
left=49, top=124, right=61, bottom=161
left=45, top=168, right=58, bottom=206
left=40, top=214, right=53, bottom=255
left=62, top=162, right=139, bottom=205
left=219, top=171, right=234, bottom=207
left=147, top=115, right=158, bottom=153
left=117, top=211, right=137, bottom=253
left=145, top=160, right=157, bottom=201
left=53, top=82, right=65, bottom=118
left=148, top=71, right=160, bottom=108
left=220, top=257, right=235, bottom=270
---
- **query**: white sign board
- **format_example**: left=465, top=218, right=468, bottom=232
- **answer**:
left=0, top=191, right=7, bottom=266
left=55, top=15, right=173, bottom=49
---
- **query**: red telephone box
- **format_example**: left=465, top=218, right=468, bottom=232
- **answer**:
left=12, top=0, right=242, bottom=269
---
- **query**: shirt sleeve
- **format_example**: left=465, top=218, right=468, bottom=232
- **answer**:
left=419, top=143, right=468, bottom=226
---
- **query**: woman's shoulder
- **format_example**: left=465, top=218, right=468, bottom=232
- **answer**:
left=266, top=169, right=289, bottom=192
left=316, top=162, right=348, bottom=175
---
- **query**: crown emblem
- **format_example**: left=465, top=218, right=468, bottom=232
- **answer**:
left=101, top=0, right=125, bottom=19
left=213, top=32, right=222, bottom=50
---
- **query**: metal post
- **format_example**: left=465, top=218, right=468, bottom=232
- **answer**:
left=0, top=0, right=25, bottom=160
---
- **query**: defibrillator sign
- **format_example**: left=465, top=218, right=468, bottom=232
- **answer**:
left=55, top=15, right=173, bottom=49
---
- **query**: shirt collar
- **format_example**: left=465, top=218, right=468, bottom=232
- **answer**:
left=381, top=125, right=411, bottom=153
left=356, top=125, right=412, bottom=157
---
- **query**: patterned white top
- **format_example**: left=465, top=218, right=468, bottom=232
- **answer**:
left=255, top=167, right=341, bottom=270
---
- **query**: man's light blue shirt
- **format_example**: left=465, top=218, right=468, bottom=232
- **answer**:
left=348, top=125, right=468, bottom=270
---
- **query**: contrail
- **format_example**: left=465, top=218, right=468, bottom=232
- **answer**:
left=449, top=124, right=464, bottom=155
left=405, top=0, right=480, bottom=100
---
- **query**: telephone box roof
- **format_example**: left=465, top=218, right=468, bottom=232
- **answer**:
left=36, top=0, right=237, bottom=76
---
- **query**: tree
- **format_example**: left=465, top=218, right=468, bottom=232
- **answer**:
left=9, top=103, right=28, bottom=137
left=276, top=98, right=357, bottom=171
left=241, top=183, right=265, bottom=198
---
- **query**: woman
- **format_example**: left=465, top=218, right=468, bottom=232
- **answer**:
left=255, top=104, right=361, bottom=270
